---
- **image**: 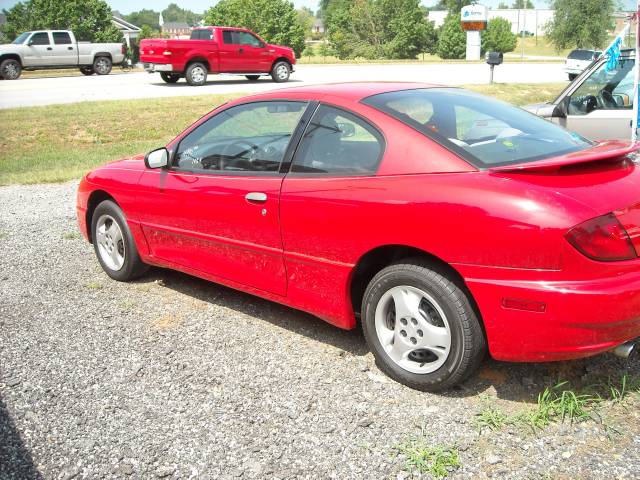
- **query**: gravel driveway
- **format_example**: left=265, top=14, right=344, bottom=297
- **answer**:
left=1, top=182, right=639, bottom=479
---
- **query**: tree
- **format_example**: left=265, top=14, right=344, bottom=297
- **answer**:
left=162, top=3, right=202, bottom=26
left=433, top=0, right=475, bottom=13
left=138, top=24, right=160, bottom=41
left=497, top=2, right=509, bottom=8
left=511, top=0, right=534, bottom=8
left=124, top=9, right=160, bottom=29
left=317, top=41, right=334, bottom=61
left=545, top=0, right=615, bottom=50
left=2, top=0, right=122, bottom=42
left=482, top=17, right=517, bottom=53
left=436, top=12, right=466, bottom=59
left=297, top=6, right=315, bottom=36
left=205, top=0, right=306, bottom=56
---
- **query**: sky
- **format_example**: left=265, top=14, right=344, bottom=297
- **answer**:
left=0, top=0, right=636, bottom=15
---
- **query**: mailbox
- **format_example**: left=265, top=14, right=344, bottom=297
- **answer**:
left=486, top=51, right=503, bottom=66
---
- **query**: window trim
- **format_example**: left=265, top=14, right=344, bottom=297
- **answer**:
left=286, top=102, right=387, bottom=178
left=29, top=32, right=51, bottom=46
left=52, top=31, right=72, bottom=45
left=171, top=99, right=315, bottom=177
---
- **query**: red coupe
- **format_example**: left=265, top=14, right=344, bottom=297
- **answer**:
left=77, top=83, right=640, bottom=391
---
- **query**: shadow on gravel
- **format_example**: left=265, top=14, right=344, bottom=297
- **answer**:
left=136, top=268, right=369, bottom=357
left=0, top=396, right=42, bottom=480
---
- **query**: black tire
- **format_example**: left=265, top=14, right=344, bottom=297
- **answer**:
left=270, top=61, right=290, bottom=83
left=361, top=260, right=486, bottom=391
left=568, top=73, right=577, bottom=81
left=0, top=59, right=22, bottom=80
left=80, top=66, right=95, bottom=76
left=91, top=200, right=149, bottom=282
left=245, top=75, right=260, bottom=81
left=93, top=56, right=112, bottom=75
left=160, top=72, right=181, bottom=84
left=185, top=62, right=208, bottom=86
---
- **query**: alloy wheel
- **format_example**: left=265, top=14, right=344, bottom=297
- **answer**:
left=95, top=214, right=126, bottom=271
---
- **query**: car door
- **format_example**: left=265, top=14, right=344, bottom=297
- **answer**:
left=23, top=32, right=53, bottom=66
left=218, top=30, right=244, bottom=72
left=136, top=100, right=311, bottom=296
left=563, top=57, right=634, bottom=141
left=50, top=32, right=76, bottom=66
left=235, top=31, right=270, bottom=72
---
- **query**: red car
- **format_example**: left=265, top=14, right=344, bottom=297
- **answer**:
left=140, top=26, right=296, bottom=86
left=77, top=83, right=640, bottom=391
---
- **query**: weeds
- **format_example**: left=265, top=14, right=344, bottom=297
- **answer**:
left=396, top=439, right=460, bottom=478
left=474, top=407, right=509, bottom=433
left=63, top=231, right=81, bottom=240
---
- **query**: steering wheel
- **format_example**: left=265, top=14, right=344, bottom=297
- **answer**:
left=599, top=89, right=618, bottom=109
left=220, top=139, right=260, bottom=170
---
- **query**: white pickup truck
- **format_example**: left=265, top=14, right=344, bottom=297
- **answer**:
left=0, top=30, right=125, bottom=80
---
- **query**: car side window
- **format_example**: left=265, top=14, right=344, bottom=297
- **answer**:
left=52, top=32, right=72, bottom=45
left=175, top=101, right=308, bottom=174
left=30, top=32, right=50, bottom=45
left=568, top=58, right=635, bottom=115
left=237, top=32, right=263, bottom=47
left=222, top=30, right=234, bottom=44
left=291, top=105, right=385, bottom=175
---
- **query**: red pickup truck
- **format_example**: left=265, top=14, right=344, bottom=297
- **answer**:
left=140, top=26, right=296, bottom=86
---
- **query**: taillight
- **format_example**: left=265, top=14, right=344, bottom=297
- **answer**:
left=566, top=213, right=637, bottom=261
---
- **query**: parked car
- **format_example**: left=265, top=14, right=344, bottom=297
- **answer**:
left=564, top=49, right=601, bottom=81
left=0, top=30, right=125, bottom=80
left=77, top=83, right=640, bottom=391
left=140, top=26, right=296, bottom=86
left=526, top=49, right=634, bottom=141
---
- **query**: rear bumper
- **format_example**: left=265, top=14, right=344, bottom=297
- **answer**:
left=144, top=63, right=174, bottom=73
left=458, top=265, right=640, bottom=362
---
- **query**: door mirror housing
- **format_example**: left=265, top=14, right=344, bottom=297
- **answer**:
left=145, top=148, right=169, bottom=169
left=552, top=97, right=569, bottom=118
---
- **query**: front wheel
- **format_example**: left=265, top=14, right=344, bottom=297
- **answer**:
left=270, top=61, right=290, bottom=83
left=80, top=66, right=94, bottom=76
left=361, top=261, right=486, bottom=391
left=93, top=56, right=112, bottom=75
left=160, top=72, right=181, bottom=84
left=91, top=200, right=149, bottom=282
left=0, top=59, right=22, bottom=80
left=185, top=62, right=207, bottom=86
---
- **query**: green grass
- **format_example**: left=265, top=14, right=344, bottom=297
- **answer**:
left=62, top=231, right=81, bottom=240
left=474, top=407, right=510, bottom=433
left=396, top=439, right=460, bottom=478
left=0, top=83, right=566, bottom=186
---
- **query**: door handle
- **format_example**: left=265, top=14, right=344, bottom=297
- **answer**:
left=67, top=46, right=73, bottom=50
left=245, top=192, right=267, bottom=203
left=238, top=48, right=244, bottom=53
left=47, top=47, right=52, bottom=50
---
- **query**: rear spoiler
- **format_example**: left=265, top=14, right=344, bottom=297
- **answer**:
left=489, top=141, right=639, bottom=173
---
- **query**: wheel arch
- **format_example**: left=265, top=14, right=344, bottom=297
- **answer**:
left=86, top=190, right=119, bottom=243
left=0, top=53, right=23, bottom=66
left=349, top=245, right=483, bottom=328
left=271, top=57, right=291, bottom=70
left=185, top=57, right=210, bottom=72
left=93, top=52, right=113, bottom=60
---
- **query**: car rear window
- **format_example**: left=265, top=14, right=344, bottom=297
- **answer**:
left=362, top=88, right=593, bottom=168
left=568, top=50, right=595, bottom=60
left=191, top=29, right=214, bottom=40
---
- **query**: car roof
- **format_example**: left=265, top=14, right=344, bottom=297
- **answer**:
left=242, top=82, right=444, bottom=102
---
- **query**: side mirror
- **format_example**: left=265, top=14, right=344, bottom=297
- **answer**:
left=145, top=148, right=169, bottom=169
left=552, top=97, right=569, bottom=118
left=338, top=123, right=356, bottom=138
left=28, top=39, right=34, bottom=46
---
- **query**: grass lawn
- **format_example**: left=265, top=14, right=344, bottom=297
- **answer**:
left=0, top=82, right=566, bottom=186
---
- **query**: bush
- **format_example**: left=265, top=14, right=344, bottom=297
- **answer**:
left=482, top=17, right=518, bottom=54
left=436, top=13, right=466, bottom=60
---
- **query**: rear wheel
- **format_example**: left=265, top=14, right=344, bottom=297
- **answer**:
left=270, top=61, right=290, bottom=83
left=185, top=62, right=207, bottom=86
left=0, top=59, right=22, bottom=80
left=160, top=72, right=181, bottom=84
left=246, top=75, right=260, bottom=81
left=568, top=73, right=577, bottom=81
left=93, top=56, right=112, bottom=75
left=361, top=261, right=486, bottom=391
left=80, top=66, right=94, bottom=76
left=91, top=200, right=149, bottom=282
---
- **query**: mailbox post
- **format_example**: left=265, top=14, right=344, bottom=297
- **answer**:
left=485, top=51, right=503, bottom=84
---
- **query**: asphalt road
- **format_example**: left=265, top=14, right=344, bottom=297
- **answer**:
left=0, top=62, right=567, bottom=109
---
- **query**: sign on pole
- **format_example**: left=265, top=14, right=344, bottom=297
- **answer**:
left=461, top=5, right=487, bottom=61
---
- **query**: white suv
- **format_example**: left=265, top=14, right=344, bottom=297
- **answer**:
left=565, top=49, right=601, bottom=81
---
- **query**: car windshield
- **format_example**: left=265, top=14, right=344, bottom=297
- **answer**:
left=12, top=32, right=31, bottom=44
left=362, top=88, right=593, bottom=168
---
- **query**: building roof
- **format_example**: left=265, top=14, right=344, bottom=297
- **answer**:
left=112, top=15, right=141, bottom=32
left=163, top=22, right=191, bottom=30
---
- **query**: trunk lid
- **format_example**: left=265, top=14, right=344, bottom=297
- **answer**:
left=490, top=141, right=640, bottom=219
